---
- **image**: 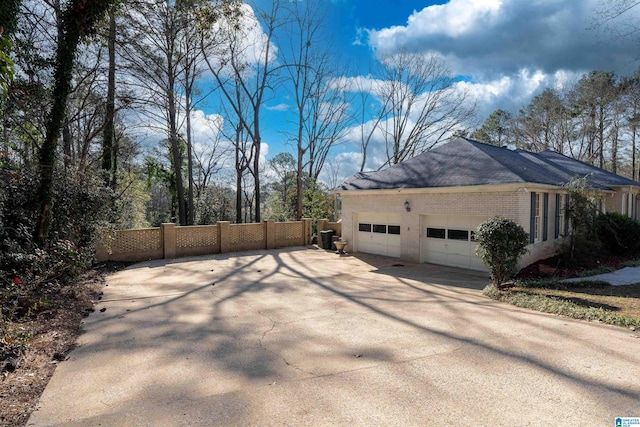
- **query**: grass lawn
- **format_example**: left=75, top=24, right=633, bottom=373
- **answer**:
left=485, top=282, right=640, bottom=328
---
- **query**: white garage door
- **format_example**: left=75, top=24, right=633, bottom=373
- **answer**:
left=420, top=215, right=488, bottom=271
left=356, top=212, right=401, bottom=258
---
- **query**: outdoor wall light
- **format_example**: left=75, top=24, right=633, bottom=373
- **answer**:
left=404, top=200, right=411, bottom=212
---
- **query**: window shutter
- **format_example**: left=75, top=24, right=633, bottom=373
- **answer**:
left=554, top=194, right=560, bottom=239
left=565, top=194, right=570, bottom=234
left=543, top=193, right=549, bottom=241
left=530, top=192, right=536, bottom=244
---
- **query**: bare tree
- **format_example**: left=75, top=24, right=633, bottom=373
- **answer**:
left=373, top=51, right=475, bottom=168
left=201, top=1, right=281, bottom=223
left=281, top=0, right=353, bottom=219
left=192, top=118, right=228, bottom=201
left=352, top=77, right=388, bottom=172
left=177, top=0, right=238, bottom=224
left=119, top=0, right=189, bottom=225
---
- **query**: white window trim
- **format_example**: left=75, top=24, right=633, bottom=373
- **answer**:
left=534, top=193, right=541, bottom=243
left=558, top=194, right=566, bottom=237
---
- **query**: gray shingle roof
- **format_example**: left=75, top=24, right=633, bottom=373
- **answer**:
left=337, top=138, right=640, bottom=191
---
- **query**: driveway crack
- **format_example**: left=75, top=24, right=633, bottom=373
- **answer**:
left=256, top=309, right=315, bottom=377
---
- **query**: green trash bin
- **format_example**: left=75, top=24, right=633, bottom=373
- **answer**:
left=320, top=230, right=335, bottom=249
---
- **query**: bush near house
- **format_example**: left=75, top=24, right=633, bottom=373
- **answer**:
left=596, top=212, right=640, bottom=255
left=475, top=217, right=529, bottom=287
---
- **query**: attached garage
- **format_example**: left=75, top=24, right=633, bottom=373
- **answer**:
left=338, top=138, right=640, bottom=272
left=355, top=212, right=401, bottom=258
left=420, top=215, right=488, bottom=271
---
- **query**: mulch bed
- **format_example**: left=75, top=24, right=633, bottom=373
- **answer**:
left=0, top=262, right=130, bottom=427
left=516, top=254, right=637, bottom=280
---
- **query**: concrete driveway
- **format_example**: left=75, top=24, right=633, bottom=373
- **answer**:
left=29, top=247, right=640, bottom=426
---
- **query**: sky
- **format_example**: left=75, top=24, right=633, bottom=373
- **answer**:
left=167, top=0, right=640, bottom=185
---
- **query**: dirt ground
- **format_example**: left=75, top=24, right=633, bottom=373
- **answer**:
left=0, top=264, right=126, bottom=427
left=516, top=253, right=638, bottom=279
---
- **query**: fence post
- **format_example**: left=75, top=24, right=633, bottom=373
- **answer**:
left=218, top=221, right=230, bottom=253
left=95, top=230, right=112, bottom=262
left=302, top=218, right=312, bottom=245
left=317, top=218, right=328, bottom=233
left=265, top=220, right=275, bottom=249
left=161, top=223, right=177, bottom=259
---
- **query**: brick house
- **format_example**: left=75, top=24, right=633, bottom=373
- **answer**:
left=335, top=138, right=640, bottom=271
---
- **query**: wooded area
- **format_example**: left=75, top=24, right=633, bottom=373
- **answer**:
left=471, top=71, right=640, bottom=180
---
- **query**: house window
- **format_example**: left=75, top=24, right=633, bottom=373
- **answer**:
left=358, top=223, right=371, bottom=232
left=534, top=193, right=541, bottom=243
left=373, top=224, right=387, bottom=233
left=558, top=194, right=566, bottom=237
left=426, top=227, right=446, bottom=239
left=388, top=225, right=401, bottom=235
left=448, top=229, right=469, bottom=241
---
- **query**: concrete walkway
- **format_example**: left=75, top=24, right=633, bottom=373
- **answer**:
left=563, top=266, right=640, bottom=286
left=28, top=248, right=640, bottom=426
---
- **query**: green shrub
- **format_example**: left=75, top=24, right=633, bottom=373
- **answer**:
left=596, top=212, right=640, bottom=255
left=561, top=177, right=602, bottom=265
left=1, top=162, right=112, bottom=335
left=483, top=285, right=640, bottom=328
left=475, top=217, right=529, bottom=286
left=0, top=322, right=30, bottom=362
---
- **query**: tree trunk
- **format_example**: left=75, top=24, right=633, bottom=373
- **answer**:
left=236, top=168, right=242, bottom=223
left=62, top=116, right=72, bottom=167
left=184, top=66, right=195, bottom=225
left=36, top=0, right=116, bottom=243
left=612, top=125, right=618, bottom=174
left=235, top=125, right=243, bottom=224
left=598, top=105, right=605, bottom=169
left=102, top=11, right=116, bottom=189
left=167, top=61, right=186, bottom=226
left=253, top=138, right=261, bottom=223
left=296, top=115, right=304, bottom=221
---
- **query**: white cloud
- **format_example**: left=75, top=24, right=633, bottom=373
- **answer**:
left=362, top=0, right=640, bottom=126
left=367, top=0, right=640, bottom=78
left=202, top=3, right=278, bottom=78
left=453, top=68, right=583, bottom=120
left=266, top=103, right=289, bottom=111
left=369, top=0, right=501, bottom=46
left=318, top=151, right=364, bottom=189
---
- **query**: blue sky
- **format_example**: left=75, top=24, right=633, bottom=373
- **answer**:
left=185, top=0, right=640, bottom=183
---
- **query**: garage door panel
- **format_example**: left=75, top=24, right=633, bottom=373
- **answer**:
left=447, top=241, right=472, bottom=256
left=356, top=212, right=401, bottom=259
left=387, top=234, right=401, bottom=257
left=447, top=253, right=471, bottom=269
left=421, top=215, right=487, bottom=272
